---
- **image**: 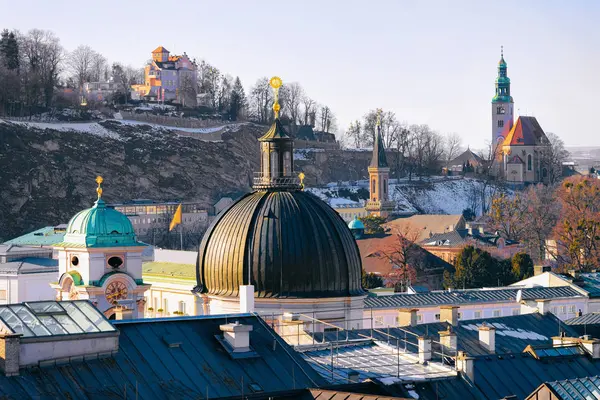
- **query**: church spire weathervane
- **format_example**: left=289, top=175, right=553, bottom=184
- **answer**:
left=269, top=76, right=282, bottom=119
left=501, top=45, right=503, bottom=58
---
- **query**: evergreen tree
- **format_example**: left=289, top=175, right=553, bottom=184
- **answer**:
left=444, top=245, right=498, bottom=289
left=0, top=29, right=19, bottom=70
left=359, top=215, right=386, bottom=235
left=362, top=269, right=384, bottom=289
left=229, top=76, right=246, bottom=121
left=511, top=252, right=534, bottom=281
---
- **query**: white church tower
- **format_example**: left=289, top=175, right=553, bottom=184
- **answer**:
left=52, top=176, right=150, bottom=319
left=491, top=46, right=514, bottom=144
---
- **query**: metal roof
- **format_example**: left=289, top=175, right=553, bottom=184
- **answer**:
left=0, top=314, right=326, bottom=399
left=471, top=352, right=600, bottom=399
left=3, top=226, right=66, bottom=246
left=315, top=313, right=579, bottom=357
left=577, top=273, right=600, bottom=298
left=300, top=342, right=455, bottom=385
left=544, top=376, right=600, bottom=400
left=0, top=301, right=115, bottom=338
left=566, top=313, right=600, bottom=326
left=0, top=257, right=58, bottom=274
left=364, top=286, right=584, bottom=309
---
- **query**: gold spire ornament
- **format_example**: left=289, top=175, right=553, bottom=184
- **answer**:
left=95, top=176, right=104, bottom=199
left=298, top=172, right=305, bottom=190
left=376, top=108, right=382, bottom=127
left=269, top=76, right=283, bottom=119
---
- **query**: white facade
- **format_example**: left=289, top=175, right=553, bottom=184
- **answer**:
left=365, top=297, right=587, bottom=329
left=0, top=273, right=57, bottom=305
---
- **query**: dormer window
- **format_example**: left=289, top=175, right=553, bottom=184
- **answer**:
left=107, top=256, right=124, bottom=269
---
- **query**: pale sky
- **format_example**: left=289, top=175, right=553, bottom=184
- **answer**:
left=2, top=0, right=599, bottom=148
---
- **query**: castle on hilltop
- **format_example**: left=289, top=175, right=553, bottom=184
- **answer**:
left=131, top=46, right=197, bottom=106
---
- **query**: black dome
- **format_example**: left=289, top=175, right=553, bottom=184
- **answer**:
left=197, top=190, right=365, bottom=298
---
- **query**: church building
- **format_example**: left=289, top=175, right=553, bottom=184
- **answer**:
left=195, top=77, right=366, bottom=329
left=365, top=112, right=395, bottom=218
left=51, top=177, right=151, bottom=319
left=491, top=48, right=550, bottom=185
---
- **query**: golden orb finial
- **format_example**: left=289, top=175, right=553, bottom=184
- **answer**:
left=269, top=76, right=283, bottom=119
left=298, top=172, right=305, bottom=190
left=96, top=175, right=104, bottom=199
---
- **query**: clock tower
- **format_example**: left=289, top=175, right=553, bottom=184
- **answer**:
left=52, top=177, right=150, bottom=319
left=491, top=46, right=514, bottom=145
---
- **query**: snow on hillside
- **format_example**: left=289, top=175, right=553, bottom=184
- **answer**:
left=116, top=119, right=235, bottom=134
left=308, top=177, right=508, bottom=216
left=2, top=119, right=121, bottom=141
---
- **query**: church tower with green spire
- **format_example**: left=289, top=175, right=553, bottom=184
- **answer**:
left=492, top=46, right=514, bottom=144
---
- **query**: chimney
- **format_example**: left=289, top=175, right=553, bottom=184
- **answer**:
left=418, top=336, right=432, bottom=364
left=0, top=334, right=21, bottom=376
left=220, top=322, right=253, bottom=352
left=580, top=337, right=600, bottom=359
left=456, top=351, right=474, bottom=381
left=478, top=323, right=496, bottom=354
left=397, top=309, right=418, bottom=327
left=440, top=306, right=459, bottom=326
left=114, top=306, right=133, bottom=320
left=536, top=299, right=550, bottom=315
left=347, top=370, right=360, bottom=383
left=569, top=269, right=580, bottom=279
left=439, top=327, right=457, bottom=353
left=239, top=285, right=255, bottom=313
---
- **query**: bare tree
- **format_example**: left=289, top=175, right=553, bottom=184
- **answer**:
left=301, top=96, right=316, bottom=126
left=90, top=52, right=108, bottom=82
left=476, top=140, right=504, bottom=215
left=67, top=45, right=95, bottom=89
left=345, top=120, right=362, bottom=148
left=20, top=29, right=63, bottom=107
left=197, top=60, right=220, bottom=109
left=317, top=105, right=336, bottom=133
left=249, top=77, right=272, bottom=124
left=380, top=225, right=422, bottom=292
left=282, top=82, right=304, bottom=133
left=540, top=132, right=569, bottom=184
left=444, top=133, right=463, bottom=168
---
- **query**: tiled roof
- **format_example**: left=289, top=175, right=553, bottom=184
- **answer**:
left=449, top=149, right=485, bottom=167
left=364, top=286, right=584, bottom=309
left=543, top=376, right=600, bottom=399
left=314, top=313, right=579, bottom=357
left=152, top=46, right=169, bottom=53
left=0, top=314, right=325, bottom=399
left=385, top=215, right=465, bottom=242
left=503, top=116, right=548, bottom=146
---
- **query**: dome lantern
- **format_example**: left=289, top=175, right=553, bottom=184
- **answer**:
left=253, top=77, right=301, bottom=191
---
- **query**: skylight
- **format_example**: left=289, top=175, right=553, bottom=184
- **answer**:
left=0, top=301, right=116, bottom=338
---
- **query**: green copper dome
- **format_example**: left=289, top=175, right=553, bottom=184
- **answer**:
left=59, top=177, right=142, bottom=248
left=348, top=217, right=365, bottom=230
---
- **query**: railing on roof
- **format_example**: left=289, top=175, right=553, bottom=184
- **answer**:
left=252, top=172, right=301, bottom=190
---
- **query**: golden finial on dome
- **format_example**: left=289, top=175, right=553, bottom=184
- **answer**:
left=376, top=108, right=382, bottom=127
left=95, top=175, right=103, bottom=199
left=269, top=76, right=283, bottom=119
left=298, top=172, right=305, bottom=190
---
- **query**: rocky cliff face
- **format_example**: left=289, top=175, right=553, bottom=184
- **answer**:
left=0, top=120, right=264, bottom=242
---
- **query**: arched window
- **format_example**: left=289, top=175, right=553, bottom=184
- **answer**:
left=527, top=154, right=532, bottom=171
left=283, top=151, right=291, bottom=176
left=270, top=151, right=279, bottom=177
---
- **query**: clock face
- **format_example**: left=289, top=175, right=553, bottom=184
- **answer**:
left=105, top=281, right=128, bottom=303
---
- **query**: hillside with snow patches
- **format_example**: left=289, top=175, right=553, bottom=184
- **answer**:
left=307, top=177, right=506, bottom=216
